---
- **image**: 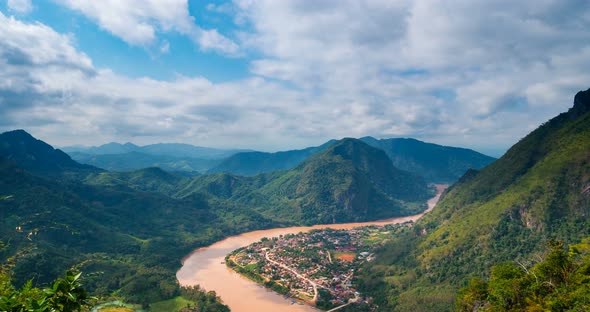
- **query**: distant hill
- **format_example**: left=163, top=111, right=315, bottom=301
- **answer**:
left=63, top=142, right=251, bottom=173
left=0, top=130, right=100, bottom=176
left=357, top=88, right=590, bottom=311
left=208, top=140, right=336, bottom=176
left=209, top=137, right=494, bottom=183
left=359, top=137, right=495, bottom=183
left=68, top=151, right=220, bottom=173
left=63, top=142, right=249, bottom=159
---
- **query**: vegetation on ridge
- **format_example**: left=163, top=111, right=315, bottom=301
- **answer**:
left=355, top=88, right=590, bottom=311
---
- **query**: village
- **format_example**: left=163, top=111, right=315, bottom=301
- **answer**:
left=226, top=223, right=410, bottom=311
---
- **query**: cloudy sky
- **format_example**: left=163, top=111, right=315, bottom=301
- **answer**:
left=0, top=0, right=589, bottom=156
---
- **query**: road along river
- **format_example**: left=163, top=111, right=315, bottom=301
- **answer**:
left=177, top=184, right=447, bottom=312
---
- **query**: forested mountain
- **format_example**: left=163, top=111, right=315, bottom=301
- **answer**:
left=0, top=131, right=434, bottom=308
left=0, top=154, right=273, bottom=306
left=0, top=130, right=100, bottom=176
left=359, top=137, right=495, bottom=183
left=208, top=140, right=336, bottom=176
left=209, top=137, right=493, bottom=183
left=88, top=138, right=433, bottom=225
left=250, top=138, right=431, bottom=224
left=356, top=88, right=590, bottom=311
left=225, top=138, right=431, bottom=224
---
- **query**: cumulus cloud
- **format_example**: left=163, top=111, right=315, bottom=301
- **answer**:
left=231, top=0, right=590, bottom=148
left=1, top=1, right=590, bottom=153
left=55, top=0, right=239, bottom=55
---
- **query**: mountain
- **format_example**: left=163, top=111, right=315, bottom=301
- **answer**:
left=209, top=137, right=494, bottom=183
left=63, top=142, right=249, bottom=159
left=359, top=137, right=495, bottom=183
left=356, top=88, right=590, bottom=311
left=1, top=132, right=436, bottom=307
left=0, top=130, right=99, bottom=176
left=208, top=140, right=336, bottom=176
left=68, top=151, right=220, bottom=173
left=253, top=138, right=433, bottom=224
left=181, top=138, right=433, bottom=225
left=0, top=151, right=274, bottom=306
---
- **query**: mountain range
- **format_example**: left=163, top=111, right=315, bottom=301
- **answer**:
left=2, top=88, right=588, bottom=310
left=64, top=136, right=494, bottom=184
left=0, top=130, right=433, bottom=304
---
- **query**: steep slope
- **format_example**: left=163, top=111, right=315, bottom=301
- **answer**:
left=360, top=137, right=495, bottom=183
left=357, top=88, right=590, bottom=311
left=173, top=139, right=433, bottom=225
left=251, top=138, right=432, bottom=224
left=208, top=140, right=336, bottom=176
left=0, top=130, right=100, bottom=176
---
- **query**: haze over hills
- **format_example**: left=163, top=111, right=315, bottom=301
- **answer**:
left=207, top=139, right=337, bottom=176
left=356, top=88, right=590, bottom=311
left=359, top=137, right=496, bottom=183
left=62, top=142, right=252, bottom=173
left=85, top=138, right=433, bottom=225
left=62, top=142, right=250, bottom=159
left=70, top=136, right=495, bottom=185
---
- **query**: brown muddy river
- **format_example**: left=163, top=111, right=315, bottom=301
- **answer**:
left=176, top=185, right=446, bottom=312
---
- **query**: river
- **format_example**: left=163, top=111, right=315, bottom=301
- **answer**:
left=176, top=184, right=447, bottom=312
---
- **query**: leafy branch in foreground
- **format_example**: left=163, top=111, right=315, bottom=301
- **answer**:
left=457, top=238, right=590, bottom=311
left=0, top=268, right=94, bottom=312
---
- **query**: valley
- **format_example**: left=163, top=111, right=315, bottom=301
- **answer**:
left=176, top=186, right=445, bottom=312
left=1, top=4, right=589, bottom=311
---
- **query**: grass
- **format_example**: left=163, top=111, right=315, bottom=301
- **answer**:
left=149, top=296, right=194, bottom=312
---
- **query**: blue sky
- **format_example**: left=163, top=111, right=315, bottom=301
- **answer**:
left=1, top=0, right=589, bottom=156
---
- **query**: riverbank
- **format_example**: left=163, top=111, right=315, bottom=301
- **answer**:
left=177, top=184, right=447, bottom=312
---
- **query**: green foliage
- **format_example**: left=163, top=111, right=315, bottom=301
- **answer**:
left=457, top=238, right=590, bottom=311
left=0, top=268, right=93, bottom=312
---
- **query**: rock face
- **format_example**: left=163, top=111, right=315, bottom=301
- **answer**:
left=570, top=88, right=590, bottom=119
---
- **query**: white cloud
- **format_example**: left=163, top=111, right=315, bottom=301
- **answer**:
left=55, top=0, right=239, bottom=55
left=1, top=2, right=590, bottom=153
left=6, top=0, right=33, bottom=14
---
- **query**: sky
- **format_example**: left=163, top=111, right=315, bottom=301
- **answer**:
left=0, top=0, right=589, bottom=156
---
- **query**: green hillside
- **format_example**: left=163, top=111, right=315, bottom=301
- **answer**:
left=356, top=88, right=590, bottom=311
left=177, top=139, right=433, bottom=225
left=0, top=155, right=274, bottom=306
left=208, top=140, right=336, bottom=176
left=253, top=138, right=432, bottom=224
left=360, top=137, right=495, bottom=183
left=0, top=133, right=435, bottom=308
